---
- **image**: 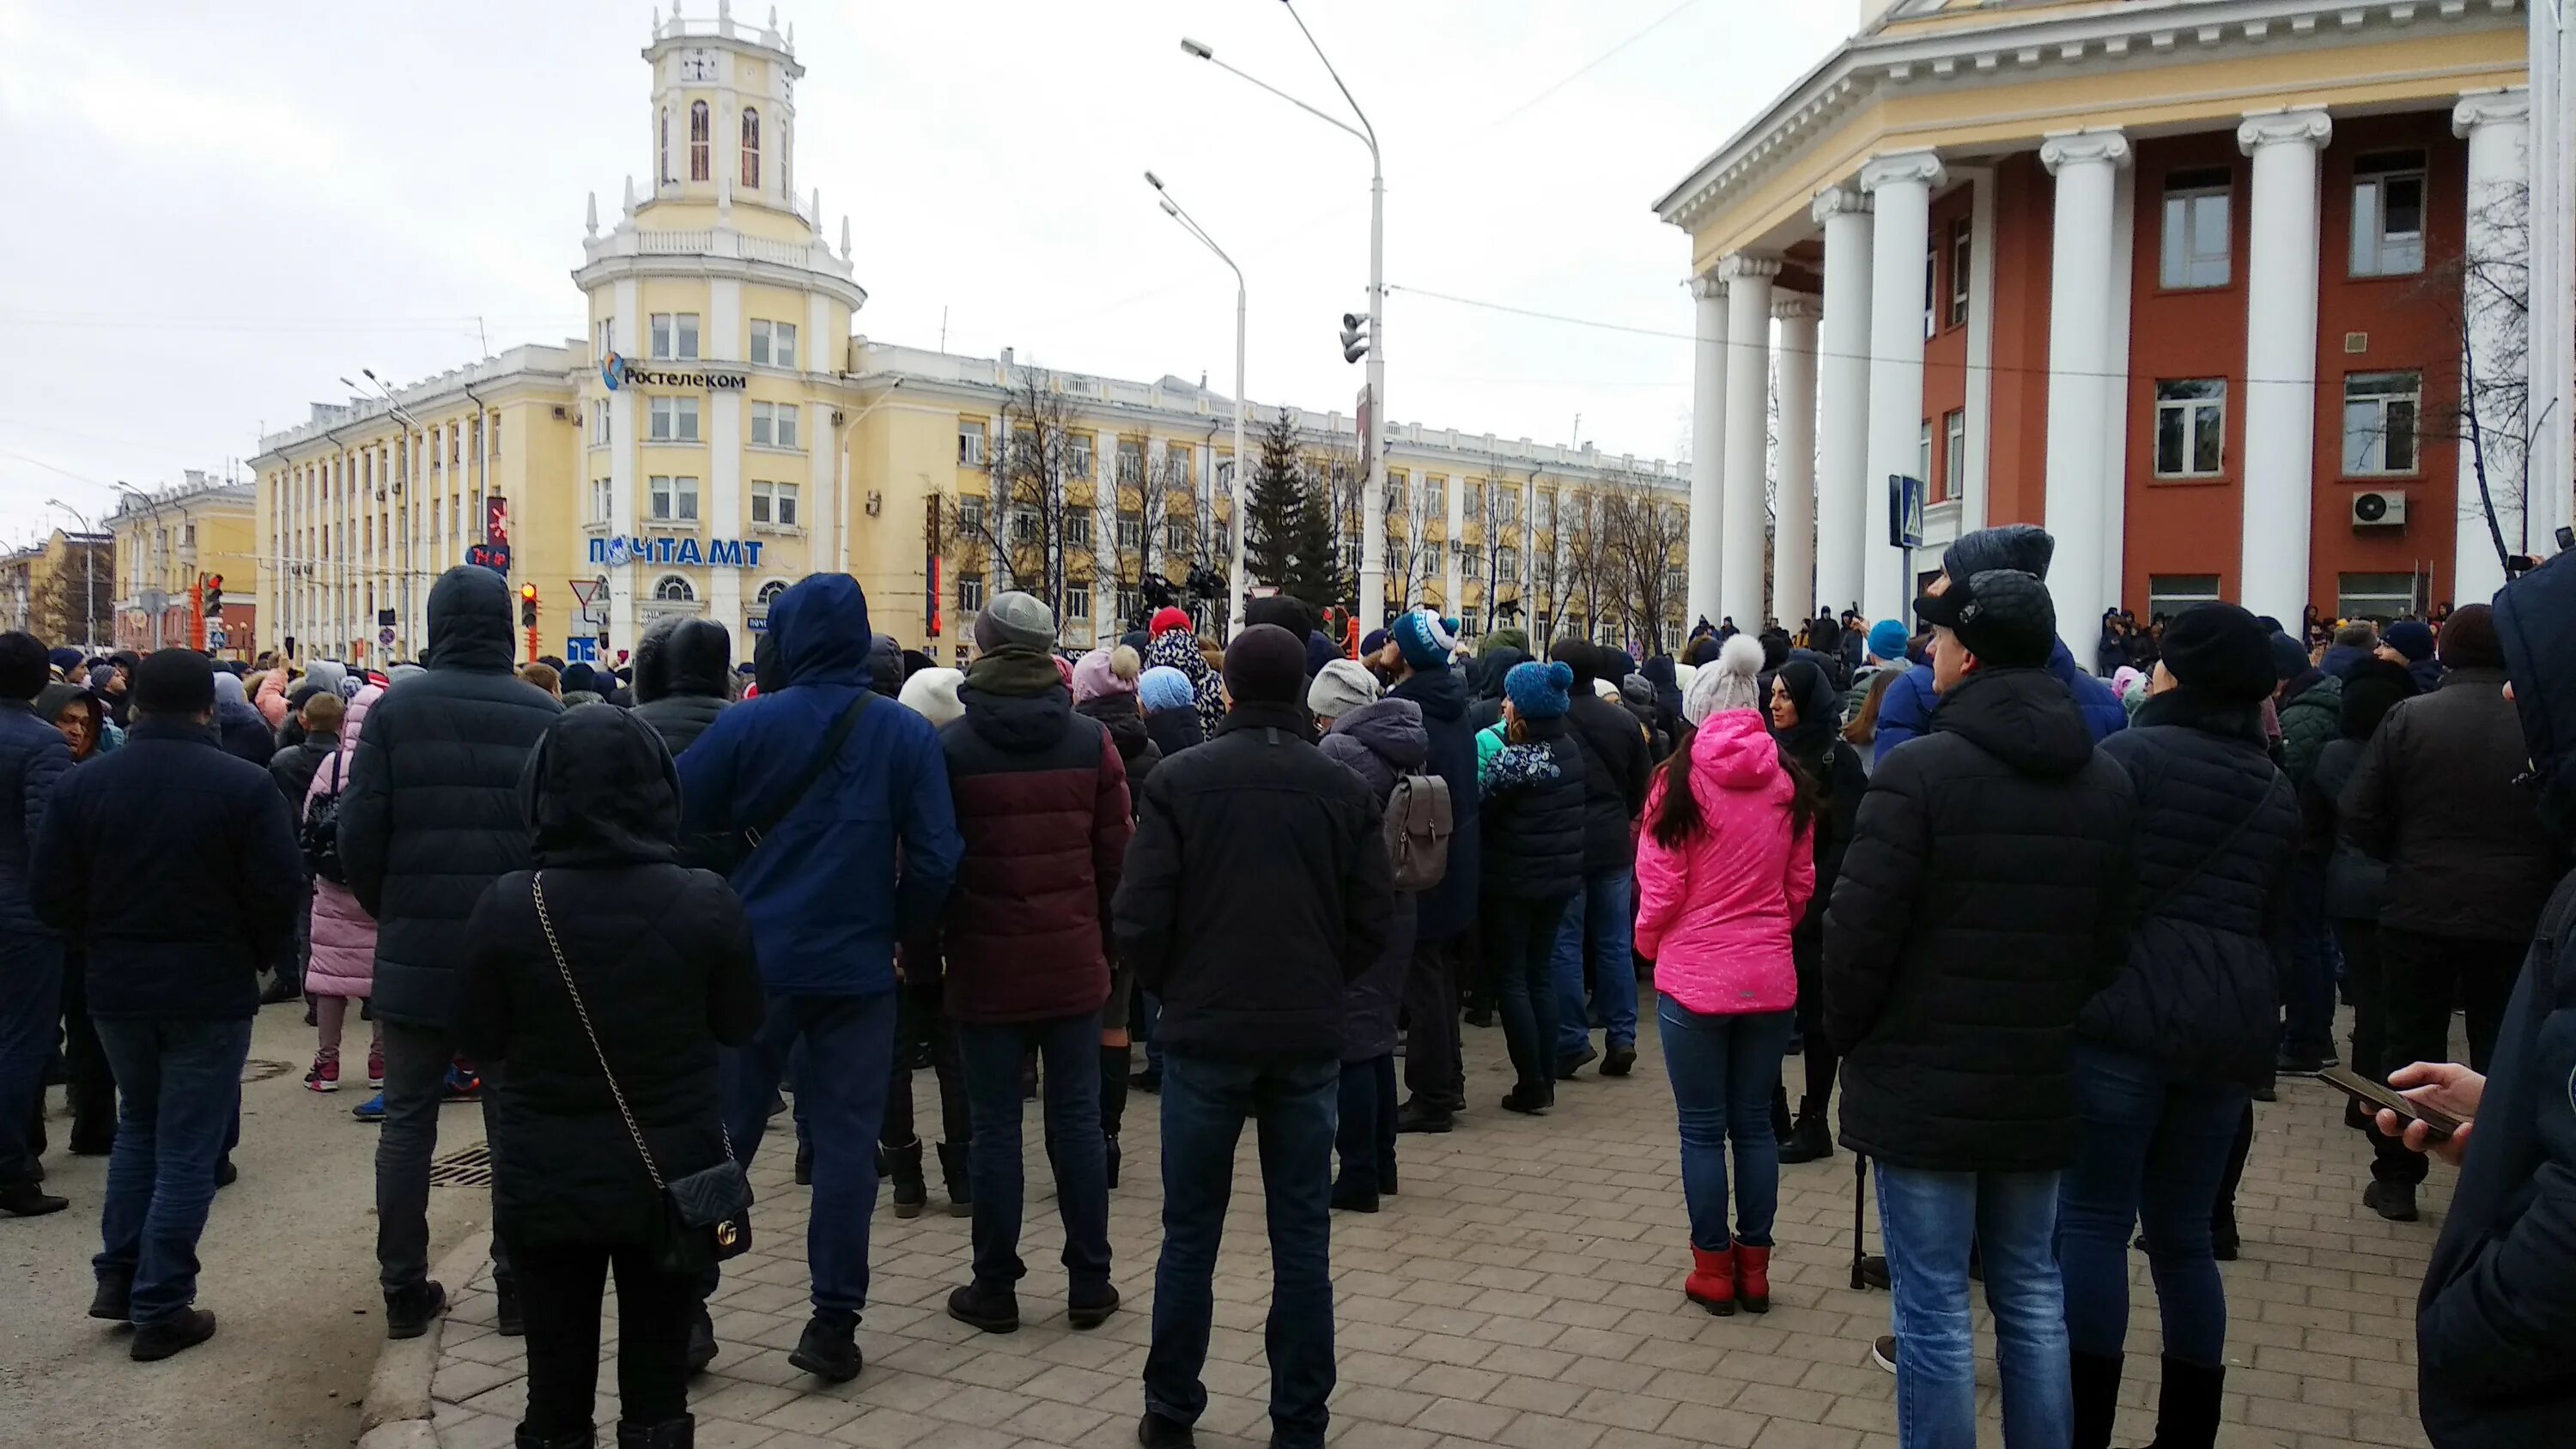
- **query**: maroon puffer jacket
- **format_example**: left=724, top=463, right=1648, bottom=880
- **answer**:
left=937, top=682, right=1132, bottom=1023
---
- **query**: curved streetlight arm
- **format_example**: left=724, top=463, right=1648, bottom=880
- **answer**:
left=1280, top=1, right=1379, bottom=163
left=1194, top=50, right=1372, bottom=158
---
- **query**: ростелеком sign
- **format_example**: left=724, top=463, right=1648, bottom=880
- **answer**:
left=599, top=353, right=749, bottom=391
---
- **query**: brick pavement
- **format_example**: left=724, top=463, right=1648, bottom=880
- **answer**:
left=430, top=1018, right=2442, bottom=1449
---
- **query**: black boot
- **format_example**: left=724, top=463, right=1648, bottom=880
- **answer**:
left=788, top=1314, right=860, bottom=1383
left=1103, top=1134, right=1121, bottom=1191
left=384, top=1280, right=447, bottom=1341
left=2143, top=1356, right=2224, bottom=1449
left=495, top=1276, right=524, bottom=1337
left=1777, top=1104, right=1834, bottom=1165
left=0, top=1179, right=68, bottom=1217
left=793, top=1140, right=812, bottom=1186
left=2069, top=1349, right=2123, bottom=1449
left=936, top=1141, right=972, bottom=1216
left=515, top=1427, right=596, bottom=1449
left=946, top=1279, right=1019, bottom=1334
left=616, top=1416, right=696, bottom=1448
left=88, top=1269, right=133, bottom=1321
left=884, top=1137, right=927, bottom=1219
left=683, top=1303, right=716, bottom=1374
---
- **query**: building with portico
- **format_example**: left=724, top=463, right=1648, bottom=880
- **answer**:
left=1656, top=0, right=2549, bottom=655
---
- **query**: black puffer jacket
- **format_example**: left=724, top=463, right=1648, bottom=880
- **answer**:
left=2342, top=667, right=2558, bottom=943
left=1479, top=715, right=1585, bottom=900
left=1564, top=687, right=1651, bottom=872
left=629, top=615, right=734, bottom=758
left=340, top=567, right=564, bottom=1028
left=1320, top=697, right=1426, bottom=1061
left=1113, top=700, right=1393, bottom=1061
left=0, top=699, right=72, bottom=936
left=1077, top=694, right=1162, bottom=802
left=1824, top=667, right=2136, bottom=1173
left=456, top=705, right=762, bottom=1252
left=2081, top=690, right=2300, bottom=1088
left=1388, top=665, right=1481, bottom=940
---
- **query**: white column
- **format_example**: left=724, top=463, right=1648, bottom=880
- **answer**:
left=2038, top=129, right=2131, bottom=661
left=1959, top=169, right=1998, bottom=537
left=610, top=280, right=642, bottom=651
left=1860, top=151, right=1945, bottom=625
left=708, top=277, right=744, bottom=634
left=1812, top=189, right=1874, bottom=617
left=2236, top=108, right=2331, bottom=627
left=1442, top=466, right=1464, bottom=615
left=1719, top=254, right=1779, bottom=628
left=2531, top=9, right=2576, bottom=558
left=807, top=291, right=835, bottom=579
left=2100, top=163, right=2139, bottom=609
left=1772, top=295, right=1821, bottom=625
left=2454, top=88, right=2532, bottom=605
left=1686, top=274, right=1728, bottom=629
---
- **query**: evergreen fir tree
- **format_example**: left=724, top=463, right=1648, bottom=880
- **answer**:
left=1243, top=408, right=1308, bottom=598
left=1289, top=474, right=1346, bottom=610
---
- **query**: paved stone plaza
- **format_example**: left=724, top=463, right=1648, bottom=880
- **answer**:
left=429, top=1026, right=2443, bottom=1449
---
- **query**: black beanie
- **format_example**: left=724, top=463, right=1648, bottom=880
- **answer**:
left=133, top=647, right=216, bottom=717
left=0, top=632, right=47, bottom=701
left=1548, top=637, right=1599, bottom=687
left=2439, top=603, right=2504, bottom=670
left=2159, top=603, right=2276, bottom=702
left=1942, top=524, right=2055, bottom=583
left=2338, top=658, right=2415, bottom=740
left=1222, top=624, right=1307, bottom=706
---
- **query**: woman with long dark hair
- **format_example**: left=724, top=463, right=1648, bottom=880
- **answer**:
left=1768, top=656, right=1868, bottom=1165
left=1633, top=636, right=1815, bottom=1317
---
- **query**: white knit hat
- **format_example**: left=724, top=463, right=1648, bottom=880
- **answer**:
left=1683, top=635, right=1765, bottom=724
left=897, top=666, right=965, bottom=727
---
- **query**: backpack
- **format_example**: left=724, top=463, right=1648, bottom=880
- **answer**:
left=301, top=752, right=349, bottom=884
left=1383, top=769, right=1454, bottom=893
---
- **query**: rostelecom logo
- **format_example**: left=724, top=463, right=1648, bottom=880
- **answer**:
left=600, top=352, right=625, bottom=391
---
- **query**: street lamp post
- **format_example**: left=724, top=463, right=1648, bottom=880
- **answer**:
left=1145, top=172, right=1250, bottom=640
left=1182, top=7, right=1386, bottom=633
left=45, top=499, right=97, bottom=649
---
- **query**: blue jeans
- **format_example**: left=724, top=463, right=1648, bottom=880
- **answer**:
left=2279, top=857, right=2339, bottom=1062
left=1875, top=1164, right=2069, bottom=1449
left=0, top=937, right=64, bottom=1185
left=1334, top=1054, right=1397, bottom=1196
left=1656, top=997, right=1789, bottom=1250
left=92, top=1016, right=253, bottom=1325
left=955, top=1012, right=1110, bottom=1292
left=1552, top=869, right=1638, bottom=1056
left=1145, top=1053, right=1338, bottom=1449
left=721, top=991, right=896, bottom=1322
left=2056, top=1043, right=2249, bottom=1367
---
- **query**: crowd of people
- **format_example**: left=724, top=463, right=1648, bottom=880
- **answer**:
left=2, top=529, right=2570, bottom=1449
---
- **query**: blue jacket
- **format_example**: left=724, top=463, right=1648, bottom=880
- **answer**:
left=679, top=574, right=961, bottom=996
left=1874, top=640, right=2124, bottom=768
left=0, top=699, right=70, bottom=936
left=29, top=718, right=304, bottom=1020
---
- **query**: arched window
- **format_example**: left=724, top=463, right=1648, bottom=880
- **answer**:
left=688, top=101, right=709, bottom=181
left=740, top=107, right=761, bottom=190
left=659, top=107, right=671, bottom=184
left=755, top=579, right=788, bottom=608
left=653, top=575, right=696, bottom=603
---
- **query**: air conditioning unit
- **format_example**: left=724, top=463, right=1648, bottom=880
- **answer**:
left=2352, top=490, right=2408, bottom=528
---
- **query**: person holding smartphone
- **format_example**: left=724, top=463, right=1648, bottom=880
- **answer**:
left=2392, top=552, right=2576, bottom=1449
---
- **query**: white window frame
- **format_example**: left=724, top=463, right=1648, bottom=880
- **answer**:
left=648, top=312, right=702, bottom=361
left=750, top=401, right=799, bottom=449
left=1942, top=409, right=1967, bottom=500
left=589, top=476, right=613, bottom=524
left=750, top=318, right=798, bottom=368
left=595, top=318, right=613, bottom=361
left=1066, top=582, right=1091, bottom=622
left=2160, top=177, right=2233, bottom=289
left=2336, top=572, right=2420, bottom=621
left=1065, top=512, right=1091, bottom=549
left=1116, top=512, right=1142, bottom=550
left=648, top=396, right=701, bottom=443
left=653, top=574, right=696, bottom=603
left=2148, top=574, right=2223, bottom=621
left=1165, top=518, right=1191, bottom=555
left=2153, top=379, right=2227, bottom=479
left=770, top=481, right=799, bottom=528
left=958, top=572, right=985, bottom=610
left=1917, top=421, right=1932, bottom=489
left=2351, top=154, right=2427, bottom=278
left=958, top=421, right=987, bottom=466
left=647, top=475, right=700, bottom=523
left=1947, top=218, right=1971, bottom=327
left=1115, top=440, right=1145, bottom=487
left=2342, top=371, right=2422, bottom=476
left=590, top=398, right=611, bottom=446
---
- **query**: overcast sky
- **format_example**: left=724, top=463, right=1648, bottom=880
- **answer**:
left=0, top=0, right=1855, bottom=549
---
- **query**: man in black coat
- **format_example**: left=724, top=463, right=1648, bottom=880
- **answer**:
left=1824, top=568, right=2136, bottom=1446
left=2342, top=603, right=2556, bottom=1214
left=2385, top=551, right=2576, bottom=1449
left=340, top=567, right=562, bottom=1339
left=1377, top=609, right=1482, bottom=1133
left=29, top=649, right=303, bottom=1360
left=1114, top=624, right=1392, bottom=1449
left=629, top=615, right=735, bottom=758
left=1546, top=640, right=1650, bottom=1078
left=0, top=632, right=70, bottom=1218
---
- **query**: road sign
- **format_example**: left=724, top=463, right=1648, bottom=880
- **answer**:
left=565, top=636, right=599, bottom=664
left=1888, top=474, right=1927, bottom=550
left=568, top=578, right=604, bottom=609
left=205, top=627, right=226, bottom=650
left=379, top=627, right=396, bottom=646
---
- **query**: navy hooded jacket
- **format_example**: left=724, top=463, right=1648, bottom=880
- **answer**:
left=1873, top=639, right=2124, bottom=768
left=678, top=574, right=962, bottom=996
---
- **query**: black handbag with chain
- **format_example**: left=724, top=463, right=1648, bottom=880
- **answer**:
left=532, top=873, right=752, bottom=1273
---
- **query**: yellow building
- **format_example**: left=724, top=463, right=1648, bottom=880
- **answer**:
left=0, top=530, right=114, bottom=652
left=102, top=471, right=258, bottom=654
left=252, top=5, right=1690, bottom=666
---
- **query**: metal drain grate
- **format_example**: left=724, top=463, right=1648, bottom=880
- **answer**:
left=428, top=1143, right=494, bottom=1188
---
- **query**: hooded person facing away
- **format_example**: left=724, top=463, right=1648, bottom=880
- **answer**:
left=338, top=566, right=563, bottom=1341
left=675, top=573, right=963, bottom=1384
left=629, top=615, right=736, bottom=759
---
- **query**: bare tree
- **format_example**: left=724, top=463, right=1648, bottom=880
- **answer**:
left=1596, top=470, right=1690, bottom=653
left=939, top=373, right=1089, bottom=629
left=1471, top=467, right=1528, bottom=634
left=1557, top=484, right=1616, bottom=643
left=2416, top=179, right=2537, bottom=575
left=1096, top=440, right=1189, bottom=634
left=30, top=543, right=113, bottom=649
left=1307, top=437, right=1368, bottom=612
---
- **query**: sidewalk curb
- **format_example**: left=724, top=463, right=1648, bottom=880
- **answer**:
left=356, top=1228, right=492, bottom=1449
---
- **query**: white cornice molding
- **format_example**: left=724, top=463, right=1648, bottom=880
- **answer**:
left=2237, top=106, right=2335, bottom=154
left=1651, top=0, right=2526, bottom=228
left=1687, top=274, right=1728, bottom=302
left=1771, top=294, right=1824, bottom=323
left=2452, top=83, right=2531, bottom=134
left=1860, top=149, right=1947, bottom=193
left=2041, top=128, right=2135, bottom=173
left=1810, top=187, right=1873, bottom=226
left=1717, top=253, right=1783, bottom=282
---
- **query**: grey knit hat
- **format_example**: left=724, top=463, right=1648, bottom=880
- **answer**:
left=975, top=590, right=1057, bottom=652
left=1306, top=658, right=1382, bottom=723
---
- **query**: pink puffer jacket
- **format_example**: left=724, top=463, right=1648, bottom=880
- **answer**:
left=1634, top=708, right=1814, bottom=1016
left=305, top=685, right=381, bottom=1000
left=253, top=668, right=290, bottom=730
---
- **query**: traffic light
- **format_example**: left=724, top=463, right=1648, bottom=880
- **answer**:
left=202, top=573, right=224, bottom=616
left=519, top=583, right=539, bottom=628
left=1339, top=312, right=1370, bottom=365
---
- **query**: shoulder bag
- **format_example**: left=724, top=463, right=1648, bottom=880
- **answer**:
left=531, top=872, right=752, bottom=1272
left=734, top=690, right=871, bottom=859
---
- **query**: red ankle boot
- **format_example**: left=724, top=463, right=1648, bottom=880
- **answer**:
left=1685, top=1245, right=1736, bottom=1316
left=1735, top=1245, right=1771, bottom=1313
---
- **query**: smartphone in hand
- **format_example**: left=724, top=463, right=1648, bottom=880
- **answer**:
left=2322, top=1065, right=2462, bottom=1141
